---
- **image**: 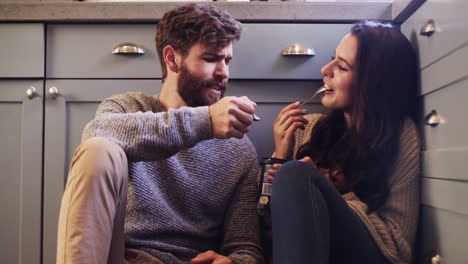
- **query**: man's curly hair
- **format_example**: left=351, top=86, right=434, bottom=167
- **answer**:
left=156, top=3, right=242, bottom=81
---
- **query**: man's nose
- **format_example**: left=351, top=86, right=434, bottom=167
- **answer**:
left=215, top=61, right=229, bottom=80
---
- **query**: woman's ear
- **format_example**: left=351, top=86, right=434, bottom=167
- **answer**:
left=163, top=46, right=180, bottom=73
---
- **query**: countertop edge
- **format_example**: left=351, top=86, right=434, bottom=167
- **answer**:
left=0, top=2, right=392, bottom=23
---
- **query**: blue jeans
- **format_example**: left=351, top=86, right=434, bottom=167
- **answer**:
left=270, top=161, right=388, bottom=264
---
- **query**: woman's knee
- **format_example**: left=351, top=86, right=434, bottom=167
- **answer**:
left=275, top=160, right=322, bottom=185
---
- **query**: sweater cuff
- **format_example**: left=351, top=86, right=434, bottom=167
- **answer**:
left=186, top=106, right=213, bottom=140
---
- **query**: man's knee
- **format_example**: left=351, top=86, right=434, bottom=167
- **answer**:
left=69, top=137, right=128, bottom=183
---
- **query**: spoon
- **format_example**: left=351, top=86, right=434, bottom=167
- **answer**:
left=298, top=84, right=331, bottom=108
left=252, top=84, right=330, bottom=121
left=253, top=113, right=261, bottom=121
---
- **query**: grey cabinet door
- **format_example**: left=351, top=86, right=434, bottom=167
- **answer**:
left=42, top=79, right=162, bottom=264
left=0, top=80, right=43, bottom=264
left=0, top=24, right=44, bottom=78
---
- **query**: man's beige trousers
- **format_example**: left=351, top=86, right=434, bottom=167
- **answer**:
left=56, top=137, right=163, bottom=264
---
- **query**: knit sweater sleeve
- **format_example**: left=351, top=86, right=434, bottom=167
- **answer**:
left=81, top=92, right=213, bottom=162
left=343, top=119, right=421, bottom=264
left=221, top=139, right=265, bottom=264
left=292, top=114, right=323, bottom=160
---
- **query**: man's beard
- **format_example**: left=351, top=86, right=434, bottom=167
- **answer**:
left=177, top=64, right=227, bottom=107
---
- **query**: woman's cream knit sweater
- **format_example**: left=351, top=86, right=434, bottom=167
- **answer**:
left=292, top=114, right=421, bottom=264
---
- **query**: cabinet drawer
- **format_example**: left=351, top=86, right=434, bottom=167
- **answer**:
left=46, top=24, right=161, bottom=78
left=230, top=24, right=351, bottom=80
left=422, top=178, right=468, bottom=215
left=417, top=205, right=468, bottom=264
left=401, top=0, right=468, bottom=69
left=0, top=24, right=44, bottom=78
left=421, top=78, right=468, bottom=152
left=420, top=43, right=468, bottom=95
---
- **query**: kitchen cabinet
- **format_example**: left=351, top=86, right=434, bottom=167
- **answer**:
left=0, top=23, right=44, bottom=264
left=42, top=79, right=162, bottom=263
left=0, top=80, right=43, bottom=264
left=402, top=0, right=468, bottom=262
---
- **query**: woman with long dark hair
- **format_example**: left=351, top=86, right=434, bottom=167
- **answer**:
left=269, top=21, right=420, bottom=264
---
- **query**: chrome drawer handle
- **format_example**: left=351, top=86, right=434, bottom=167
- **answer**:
left=424, top=249, right=441, bottom=264
left=112, top=42, right=145, bottom=55
left=424, top=110, right=440, bottom=127
left=26, top=86, right=38, bottom=100
left=281, top=43, right=315, bottom=56
left=420, top=19, right=437, bottom=37
left=48, top=86, right=60, bottom=100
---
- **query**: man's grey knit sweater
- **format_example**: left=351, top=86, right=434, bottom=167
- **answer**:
left=81, top=92, right=263, bottom=264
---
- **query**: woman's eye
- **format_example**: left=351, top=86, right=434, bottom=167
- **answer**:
left=338, top=65, right=348, bottom=71
left=330, top=56, right=336, bottom=61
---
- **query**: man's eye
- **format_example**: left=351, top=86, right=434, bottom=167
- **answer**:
left=225, top=58, right=232, bottom=65
left=331, top=56, right=336, bottom=61
left=204, top=57, right=216, bottom=62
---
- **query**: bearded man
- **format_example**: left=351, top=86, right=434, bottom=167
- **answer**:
left=56, top=4, right=264, bottom=264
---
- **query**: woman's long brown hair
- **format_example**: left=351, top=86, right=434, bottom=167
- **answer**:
left=297, top=21, right=418, bottom=212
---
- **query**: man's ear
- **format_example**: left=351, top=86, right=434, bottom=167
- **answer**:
left=163, top=46, right=181, bottom=73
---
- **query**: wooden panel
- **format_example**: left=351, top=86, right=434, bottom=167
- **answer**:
left=0, top=80, right=43, bottom=264
left=0, top=103, right=22, bottom=264
left=416, top=205, right=468, bottom=263
left=401, top=0, right=468, bottom=69
left=230, top=24, right=351, bottom=79
left=0, top=24, right=44, bottom=77
left=46, top=24, right=160, bottom=78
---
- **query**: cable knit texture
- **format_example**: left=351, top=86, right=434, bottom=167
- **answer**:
left=82, top=92, right=264, bottom=264
left=293, top=114, right=420, bottom=264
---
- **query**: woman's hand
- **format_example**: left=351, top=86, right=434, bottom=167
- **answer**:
left=267, top=163, right=283, bottom=182
left=273, top=102, right=308, bottom=159
left=299, top=156, right=343, bottom=184
left=298, top=156, right=318, bottom=168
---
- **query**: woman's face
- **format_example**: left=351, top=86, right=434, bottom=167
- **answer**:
left=320, top=34, right=358, bottom=113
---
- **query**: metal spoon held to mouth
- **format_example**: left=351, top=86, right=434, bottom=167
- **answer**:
left=298, top=84, right=331, bottom=108
left=252, top=84, right=330, bottom=122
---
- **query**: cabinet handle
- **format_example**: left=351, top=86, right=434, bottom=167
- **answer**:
left=48, top=86, right=61, bottom=99
left=26, top=86, right=38, bottom=100
left=424, top=249, right=441, bottom=264
left=424, top=110, right=440, bottom=127
left=431, top=254, right=441, bottom=264
left=281, top=43, right=315, bottom=56
left=112, top=42, right=145, bottom=55
left=420, top=19, right=437, bottom=37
